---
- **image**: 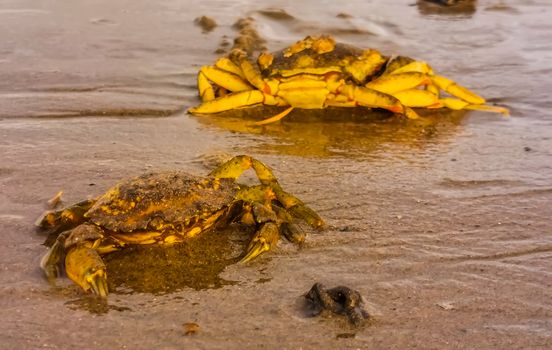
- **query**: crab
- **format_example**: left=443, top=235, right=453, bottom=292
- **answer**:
left=37, top=155, right=324, bottom=297
left=188, top=35, right=508, bottom=124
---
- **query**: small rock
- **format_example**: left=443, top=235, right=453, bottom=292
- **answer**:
left=305, top=283, right=369, bottom=326
left=437, top=301, right=455, bottom=310
left=194, top=16, right=217, bottom=33
left=183, top=322, right=200, bottom=335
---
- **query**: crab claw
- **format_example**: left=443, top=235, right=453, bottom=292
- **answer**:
left=272, top=187, right=325, bottom=229
left=86, top=270, right=109, bottom=298
left=40, top=239, right=65, bottom=283
left=65, top=245, right=109, bottom=297
left=288, top=204, right=325, bottom=229
left=280, top=222, right=306, bottom=245
left=240, top=222, right=279, bottom=263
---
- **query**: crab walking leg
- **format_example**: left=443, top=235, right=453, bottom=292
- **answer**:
left=210, top=156, right=325, bottom=228
left=385, top=61, right=508, bottom=114
left=65, top=244, right=108, bottom=297
left=431, top=75, right=485, bottom=105
left=35, top=199, right=96, bottom=235
left=253, top=106, right=294, bottom=125
left=188, top=90, right=266, bottom=114
left=271, top=205, right=306, bottom=244
left=387, top=60, right=433, bottom=75
left=197, top=70, right=215, bottom=102
left=440, top=97, right=510, bottom=115
left=237, top=56, right=270, bottom=92
left=209, top=155, right=280, bottom=185
left=214, top=57, right=247, bottom=79
left=383, top=60, right=494, bottom=108
left=426, top=82, right=440, bottom=97
left=209, top=155, right=255, bottom=179
left=272, top=186, right=325, bottom=228
left=431, top=77, right=509, bottom=115
left=393, top=89, right=441, bottom=108
left=249, top=158, right=324, bottom=228
left=40, top=230, right=71, bottom=282
left=199, top=66, right=253, bottom=94
left=338, top=84, right=421, bottom=118
left=365, top=72, right=431, bottom=94
left=339, top=84, right=403, bottom=113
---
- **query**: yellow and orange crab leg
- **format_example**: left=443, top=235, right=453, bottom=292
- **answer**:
left=337, top=84, right=420, bottom=119
left=190, top=55, right=288, bottom=115
left=65, top=243, right=109, bottom=297
left=365, top=72, right=431, bottom=95
left=210, top=155, right=325, bottom=228
left=196, top=64, right=254, bottom=102
left=187, top=90, right=287, bottom=114
left=209, top=155, right=324, bottom=262
left=374, top=59, right=509, bottom=115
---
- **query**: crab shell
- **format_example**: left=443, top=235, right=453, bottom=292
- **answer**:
left=259, top=39, right=387, bottom=84
left=188, top=35, right=508, bottom=123
left=86, top=172, right=239, bottom=236
left=38, top=155, right=325, bottom=297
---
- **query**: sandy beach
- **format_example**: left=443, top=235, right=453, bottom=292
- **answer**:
left=1, top=0, right=551, bottom=348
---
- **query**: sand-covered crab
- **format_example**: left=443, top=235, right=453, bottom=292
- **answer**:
left=188, top=35, right=508, bottom=124
left=37, top=156, right=324, bottom=297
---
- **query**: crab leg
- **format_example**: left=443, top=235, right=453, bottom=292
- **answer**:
left=439, top=97, right=510, bottom=114
left=271, top=186, right=325, bottom=228
left=387, top=60, right=434, bottom=75
left=210, top=156, right=325, bottom=228
left=199, top=66, right=253, bottom=94
left=241, top=221, right=280, bottom=263
left=40, top=230, right=71, bottom=282
left=431, top=75, right=485, bottom=105
left=36, top=198, right=96, bottom=236
left=209, top=155, right=278, bottom=184
left=64, top=224, right=111, bottom=297
left=254, top=106, right=294, bottom=125
left=393, top=89, right=441, bottom=108
left=384, top=59, right=486, bottom=104
left=214, top=57, right=246, bottom=79
left=209, top=155, right=256, bottom=179
left=41, top=223, right=112, bottom=296
left=197, top=70, right=215, bottom=101
left=272, top=205, right=306, bottom=244
left=365, top=72, right=430, bottom=94
left=252, top=157, right=324, bottom=227
left=237, top=56, right=270, bottom=92
left=240, top=203, right=280, bottom=262
left=65, top=244, right=108, bottom=297
left=379, top=58, right=508, bottom=115
left=188, top=90, right=265, bottom=114
left=339, top=84, right=403, bottom=113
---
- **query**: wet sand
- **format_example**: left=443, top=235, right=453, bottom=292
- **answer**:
left=1, top=0, right=551, bottom=349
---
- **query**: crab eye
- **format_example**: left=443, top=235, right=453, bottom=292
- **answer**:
left=311, top=35, right=335, bottom=54
left=258, top=52, right=273, bottom=70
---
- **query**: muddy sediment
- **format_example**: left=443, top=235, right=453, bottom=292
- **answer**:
left=0, top=1, right=551, bottom=349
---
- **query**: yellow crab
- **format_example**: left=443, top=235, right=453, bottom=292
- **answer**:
left=37, top=156, right=324, bottom=297
left=188, top=35, right=508, bottom=124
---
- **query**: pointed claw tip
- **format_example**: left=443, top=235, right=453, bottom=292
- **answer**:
left=315, top=220, right=326, bottom=229
left=87, top=271, right=108, bottom=297
left=240, top=240, right=270, bottom=263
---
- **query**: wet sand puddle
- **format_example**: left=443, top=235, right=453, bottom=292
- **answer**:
left=1, top=0, right=551, bottom=349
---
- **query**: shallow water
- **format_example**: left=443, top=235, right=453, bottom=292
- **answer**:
left=1, top=0, right=551, bottom=349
